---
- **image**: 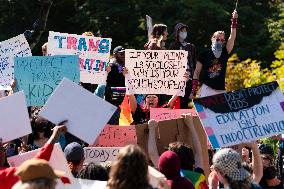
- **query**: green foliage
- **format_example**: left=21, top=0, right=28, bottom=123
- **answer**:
left=0, top=0, right=282, bottom=64
left=226, top=43, right=284, bottom=92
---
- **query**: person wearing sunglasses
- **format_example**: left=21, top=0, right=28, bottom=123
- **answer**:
left=190, top=10, right=238, bottom=98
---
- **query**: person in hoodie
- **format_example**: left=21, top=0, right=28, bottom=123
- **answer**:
left=169, top=23, right=197, bottom=108
left=190, top=10, right=238, bottom=98
left=159, top=150, right=195, bottom=189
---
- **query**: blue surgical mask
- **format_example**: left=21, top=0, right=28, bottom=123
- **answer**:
left=178, top=32, right=187, bottom=42
left=211, top=41, right=223, bottom=58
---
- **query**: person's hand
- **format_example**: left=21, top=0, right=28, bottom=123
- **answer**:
left=0, top=138, right=5, bottom=167
left=157, top=178, right=170, bottom=189
left=122, top=67, right=129, bottom=76
left=243, top=141, right=258, bottom=149
left=182, top=113, right=193, bottom=127
left=106, top=65, right=111, bottom=74
left=232, top=10, right=238, bottom=19
left=49, top=121, right=67, bottom=144
left=148, top=119, right=158, bottom=131
left=11, top=80, right=17, bottom=90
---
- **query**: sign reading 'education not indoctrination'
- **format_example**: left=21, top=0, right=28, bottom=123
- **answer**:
left=194, top=81, right=284, bottom=148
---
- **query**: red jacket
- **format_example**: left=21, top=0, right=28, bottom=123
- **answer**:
left=0, top=143, right=69, bottom=189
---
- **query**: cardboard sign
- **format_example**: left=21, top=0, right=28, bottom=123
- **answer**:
left=39, top=78, right=117, bottom=144
left=47, top=31, right=112, bottom=84
left=125, top=49, right=188, bottom=96
left=0, top=91, right=31, bottom=143
left=92, top=124, right=137, bottom=147
left=84, top=147, right=121, bottom=164
left=14, top=55, right=80, bottom=106
left=0, top=34, right=32, bottom=88
left=150, top=108, right=197, bottom=121
left=194, top=81, right=284, bottom=148
left=135, top=117, right=210, bottom=179
left=8, top=143, right=73, bottom=179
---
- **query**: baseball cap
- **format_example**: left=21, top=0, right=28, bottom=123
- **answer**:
left=213, top=148, right=250, bottom=181
left=15, top=159, right=65, bottom=182
left=113, top=46, right=125, bottom=54
left=64, top=142, right=84, bottom=162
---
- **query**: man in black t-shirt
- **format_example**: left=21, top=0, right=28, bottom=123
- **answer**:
left=190, top=10, right=238, bottom=98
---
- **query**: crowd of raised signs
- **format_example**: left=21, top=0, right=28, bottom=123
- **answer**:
left=1, top=2, right=284, bottom=189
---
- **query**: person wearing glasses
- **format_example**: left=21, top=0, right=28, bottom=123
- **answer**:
left=190, top=10, right=238, bottom=98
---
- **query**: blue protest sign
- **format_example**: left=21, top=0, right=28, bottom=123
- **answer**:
left=14, top=55, right=79, bottom=106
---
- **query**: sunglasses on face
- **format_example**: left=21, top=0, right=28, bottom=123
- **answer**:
left=214, top=38, right=226, bottom=42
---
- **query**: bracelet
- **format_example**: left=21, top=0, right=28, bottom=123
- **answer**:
left=231, top=18, right=238, bottom=28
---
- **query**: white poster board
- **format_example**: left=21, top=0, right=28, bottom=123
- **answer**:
left=0, top=34, right=32, bottom=88
left=0, top=91, right=31, bottom=142
left=56, top=179, right=107, bottom=189
left=125, top=49, right=188, bottom=96
left=194, top=81, right=284, bottom=148
left=39, top=78, right=117, bottom=144
left=47, top=31, right=111, bottom=84
left=84, top=147, right=121, bottom=164
left=8, top=143, right=73, bottom=179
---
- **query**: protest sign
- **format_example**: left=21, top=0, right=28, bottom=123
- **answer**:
left=14, top=55, right=80, bottom=106
left=84, top=147, right=121, bottom=164
left=92, top=124, right=137, bottom=147
left=0, top=34, right=31, bottom=88
left=56, top=179, right=107, bottom=189
left=8, top=143, right=73, bottom=179
left=135, top=117, right=210, bottom=178
left=194, top=81, right=284, bottom=148
left=148, top=166, right=166, bottom=188
left=47, top=31, right=112, bottom=84
left=125, top=49, right=188, bottom=96
left=150, top=108, right=197, bottom=121
left=146, top=15, right=153, bottom=39
left=0, top=91, right=31, bottom=143
left=39, top=78, right=117, bottom=144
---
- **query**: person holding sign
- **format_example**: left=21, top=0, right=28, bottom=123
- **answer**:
left=0, top=123, right=69, bottom=189
left=190, top=10, right=238, bottom=98
left=126, top=69, right=189, bottom=125
left=144, top=24, right=168, bottom=50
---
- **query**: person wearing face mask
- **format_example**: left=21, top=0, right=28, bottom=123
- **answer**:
left=190, top=10, right=238, bottom=98
left=169, top=23, right=197, bottom=108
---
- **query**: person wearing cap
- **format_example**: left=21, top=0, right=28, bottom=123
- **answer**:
left=190, top=10, right=238, bottom=98
left=169, top=23, right=197, bottom=109
left=212, top=148, right=262, bottom=189
left=0, top=124, right=69, bottom=189
left=64, top=142, right=84, bottom=177
left=12, top=159, right=64, bottom=189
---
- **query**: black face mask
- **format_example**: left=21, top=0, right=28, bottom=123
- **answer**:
left=263, top=166, right=277, bottom=180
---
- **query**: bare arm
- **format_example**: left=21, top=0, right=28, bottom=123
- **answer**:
left=192, top=61, right=202, bottom=80
left=129, top=94, right=138, bottom=113
left=226, top=10, right=238, bottom=53
left=183, top=113, right=203, bottom=169
left=247, top=142, right=263, bottom=183
left=148, top=119, right=160, bottom=168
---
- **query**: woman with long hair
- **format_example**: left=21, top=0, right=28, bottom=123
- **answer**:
left=107, top=145, right=168, bottom=189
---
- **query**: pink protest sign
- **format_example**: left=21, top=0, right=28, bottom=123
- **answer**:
left=92, top=125, right=137, bottom=147
left=150, top=108, right=197, bottom=122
